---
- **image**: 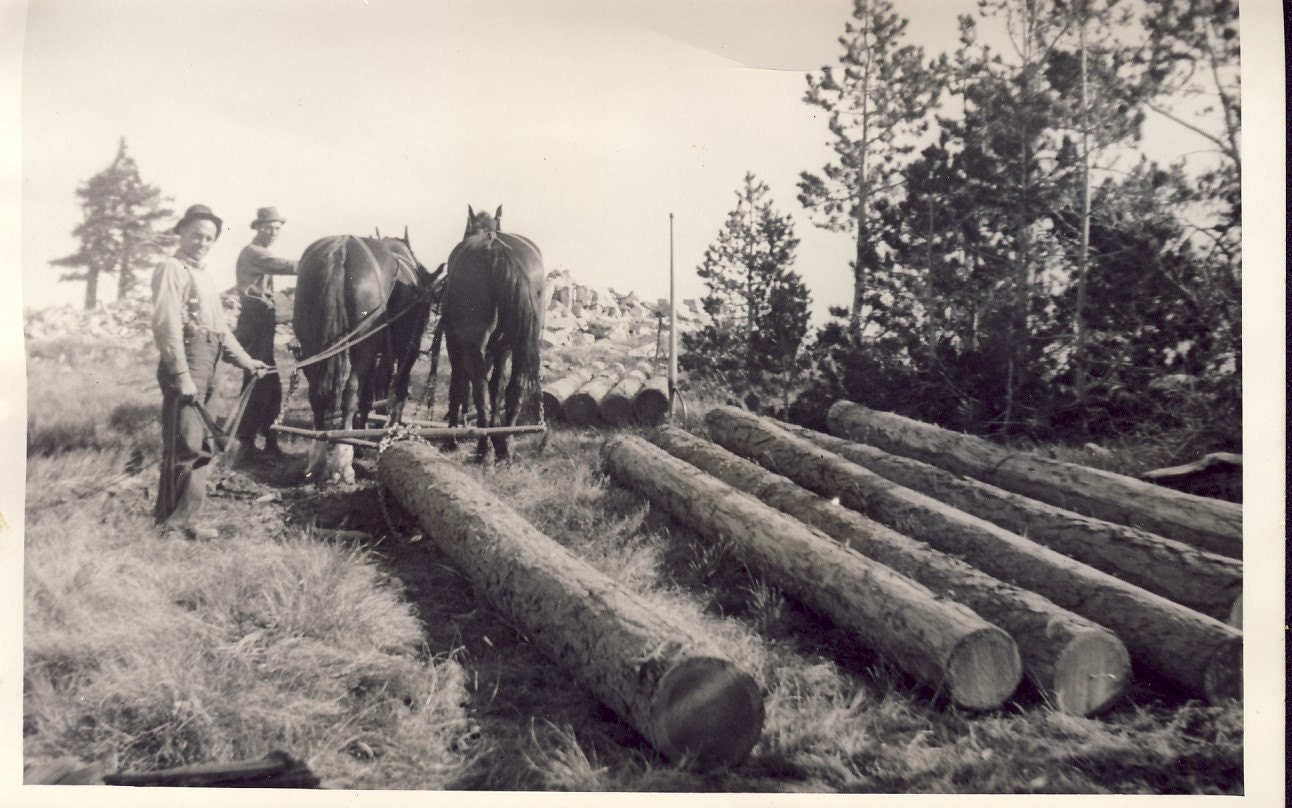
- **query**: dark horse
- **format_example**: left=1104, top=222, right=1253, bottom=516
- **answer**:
left=429, top=205, right=545, bottom=460
left=293, top=232, right=442, bottom=482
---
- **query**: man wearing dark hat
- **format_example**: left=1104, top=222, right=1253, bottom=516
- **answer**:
left=152, top=204, right=267, bottom=539
left=231, top=206, right=297, bottom=460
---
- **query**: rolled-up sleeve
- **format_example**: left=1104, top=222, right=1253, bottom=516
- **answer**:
left=151, top=261, right=189, bottom=377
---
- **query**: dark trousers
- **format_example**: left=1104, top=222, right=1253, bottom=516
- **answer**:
left=233, top=297, right=282, bottom=441
left=155, top=333, right=221, bottom=527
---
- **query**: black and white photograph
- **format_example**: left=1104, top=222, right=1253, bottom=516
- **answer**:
left=2, top=0, right=1284, bottom=804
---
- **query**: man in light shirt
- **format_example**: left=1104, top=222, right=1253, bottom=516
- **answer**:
left=152, top=204, right=266, bottom=539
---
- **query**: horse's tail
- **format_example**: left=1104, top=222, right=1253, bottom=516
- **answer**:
left=493, top=242, right=544, bottom=422
left=316, top=237, right=351, bottom=423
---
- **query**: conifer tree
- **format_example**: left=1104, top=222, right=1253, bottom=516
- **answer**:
left=51, top=138, right=173, bottom=309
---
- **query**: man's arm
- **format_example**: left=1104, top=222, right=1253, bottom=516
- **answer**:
left=242, top=244, right=297, bottom=275
left=151, top=262, right=190, bottom=379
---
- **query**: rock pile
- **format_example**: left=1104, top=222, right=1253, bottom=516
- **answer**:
left=541, top=268, right=709, bottom=352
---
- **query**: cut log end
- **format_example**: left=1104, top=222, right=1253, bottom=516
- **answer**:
left=1051, top=631, right=1132, bottom=716
left=541, top=392, right=564, bottom=422
left=600, top=398, right=636, bottom=427
left=944, top=626, right=1023, bottom=710
left=634, top=389, right=670, bottom=427
left=1202, top=636, right=1243, bottom=704
left=648, top=656, right=765, bottom=769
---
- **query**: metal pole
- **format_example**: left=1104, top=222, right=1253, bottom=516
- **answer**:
left=668, top=212, right=677, bottom=422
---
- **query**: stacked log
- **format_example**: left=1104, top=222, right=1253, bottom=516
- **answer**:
left=379, top=442, right=764, bottom=768
left=781, top=423, right=1243, bottom=627
left=705, top=406, right=1241, bottom=704
left=600, top=362, right=654, bottom=426
left=603, top=435, right=1023, bottom=710
left=646, top=426, right=1129, bottom=716
left=564, top=371, right=622, bottom=426
left=828, top=401, right=1243, bottom=559
left=541, top=362, right=604, bottom=421
left=634, top=374, right=670, bottom=426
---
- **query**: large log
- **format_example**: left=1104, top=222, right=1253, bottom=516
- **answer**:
left=600, top=362, right=654, bottom=426
left=634, top=374, right=670, bottom=426
left=564, top=371, right=621, bottom=426
left=706, top=406, right=1241, bottom=704
left=781, top=422, right=1243, bottom=626
left=379, top=443, right=764, bottom=768
left=647, top=426, right=1129, bottom=716
left=827, top=401, right=1243, bottom=559
left=602, top=435, right=1022, bottom=710
left=541, top=366, right=598, bottom=421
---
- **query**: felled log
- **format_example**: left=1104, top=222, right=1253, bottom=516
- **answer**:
left=603, top=435, right=1022, bottom=710
left=600, top=362, right=654, bottom=426
left=634, top=374, right=670, bottom=426
left=647, top=427, right=1128, bottom=716
left=1142, top=452, right=1242, bottom=503
left=827, top=401, right=1243, bottom=559
left=564, top=372, right=621, bottom=426
left=707, top=406, right=1241, bottom=704
left=379, top=442, right=763, bottom=768
left=541, top=362, right=605, bottom=421
left=782, top=422, right=1243, bottom=627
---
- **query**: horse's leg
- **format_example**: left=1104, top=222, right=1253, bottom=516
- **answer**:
left=471, top=350, right=490, bottom=460
left=490, top=351, right=516, bottom=460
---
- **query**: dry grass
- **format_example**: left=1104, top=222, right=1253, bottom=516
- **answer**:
left=23, top=336, right=1244, bottom=793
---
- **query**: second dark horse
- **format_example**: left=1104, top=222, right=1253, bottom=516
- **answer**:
left=293, top=232, right=442, bottom=483
left=430, top=205, right=546, bottom=460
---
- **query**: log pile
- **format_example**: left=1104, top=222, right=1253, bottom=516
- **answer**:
left=827, top=401, right=1242, bottom=559
left=600, top=361, right=654, bottom=426
left=603, top=435, right=1023, bottom=711
left=703, top=406, right=1241, bottom=705
left=549, top=363, right=671, bottom=427
left=379, top=442, right=764, bottom=768
left=645, top=426, right=1130, bottom=716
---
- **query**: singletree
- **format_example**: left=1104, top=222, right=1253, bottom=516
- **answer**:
left=51, top=138, right=173, bottom=309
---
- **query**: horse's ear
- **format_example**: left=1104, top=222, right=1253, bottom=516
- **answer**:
left=375, top=226, right=382, bottom=238
left=403, top=225, right=409, bottom=245
left=494, top=206, right=503, bottom=227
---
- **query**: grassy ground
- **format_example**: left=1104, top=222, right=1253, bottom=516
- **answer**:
left=22, top=336, right=1243, bottom=793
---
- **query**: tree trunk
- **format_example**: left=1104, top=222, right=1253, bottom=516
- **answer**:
left=706, top=406, right=1241, bottom=704
left=783, top=422, right=1243, bottom=626
left=600, top=362, right=653, bottom=426
left=634, top=375, right=670, bottom=426
left=648, top=426, right=1128, bottom=716
left=541, top=362, right=604, bottom=422
left=83, top=269, right=99, bottom=310
left=828, top=401, right=1243, bottom=559
left=564, top=371, right=621, bottom=427
left=602, top=435, right=1022, bottom=710
left=379, top=443, right=764, bottom=769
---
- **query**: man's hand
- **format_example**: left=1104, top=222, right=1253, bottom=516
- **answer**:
left=248, top=359, right=271, bottom=377
left=177, top=372, right=198, bottom=402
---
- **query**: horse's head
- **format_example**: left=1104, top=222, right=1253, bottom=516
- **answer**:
left=464, top=205, right=502, bottom=238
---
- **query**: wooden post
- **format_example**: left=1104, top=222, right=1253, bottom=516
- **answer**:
left=379, top=443, right=764, bottom=769
left=828, top=401, right=1242, bottom=559
left=782, top=422, right=1243, bottom=626
left=647, top=426, right=1130, bottom=716
left=667, top=213, right=677, bottom=422
left=706, top=406, right=1241, bottom=704
left=603, top=435, right=1022, bottom=710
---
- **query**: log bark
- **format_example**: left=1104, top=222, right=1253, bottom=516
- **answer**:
left=379, top=443, right=764, bottom=768
left=565, top=372, right=621, bottom=426
left=542, top=366, right=598, bottom=422
left=634, top=375, right=670, bottom=426
left=603, top=435, right=1022, bottom=710
left=647, top=426, right=1129, bottom=716
left=781, top=422, right=1243, bottom=626
left=707, top=406, right=1241, bottom=704
left=827, top=401, right=1243, bottom=559
left=601, top=362, right=654, bottom=426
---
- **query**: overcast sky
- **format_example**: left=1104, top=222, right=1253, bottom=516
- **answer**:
left=13, top=0, right=1227, bottom=319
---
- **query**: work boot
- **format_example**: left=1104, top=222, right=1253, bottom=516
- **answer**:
left=227, top=439, right=257, bottom=468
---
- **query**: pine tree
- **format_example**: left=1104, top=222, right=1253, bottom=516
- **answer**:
left=51, top=138, right=173, bottom=309
left=799, top=0, right=944, bottom=342
left=683, top=173, right=807, bottom=410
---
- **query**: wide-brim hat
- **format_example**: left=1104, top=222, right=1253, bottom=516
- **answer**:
left=173, top=204, right=223, bottom=237
left=251, top=206, right=286, bottom=228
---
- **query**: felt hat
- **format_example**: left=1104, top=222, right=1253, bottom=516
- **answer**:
left=251, top=206, right=286, bottom=228
left=173, top=204, right=223, bottom=237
